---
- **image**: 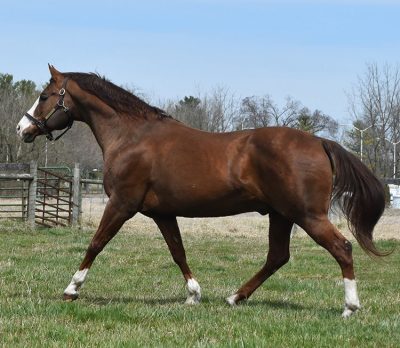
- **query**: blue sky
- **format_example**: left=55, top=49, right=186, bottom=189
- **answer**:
left=1, top=0, right=399, bottom=122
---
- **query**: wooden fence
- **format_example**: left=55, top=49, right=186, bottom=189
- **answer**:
left=0, top=162, right=102, bottom=228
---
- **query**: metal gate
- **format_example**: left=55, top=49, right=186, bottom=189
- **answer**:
left=35, top=167, right=73, bottom=227
left=1, top=162, right=83, bottom=227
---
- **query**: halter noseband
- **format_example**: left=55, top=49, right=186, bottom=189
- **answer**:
left=24, top=77, right=74, bottom=141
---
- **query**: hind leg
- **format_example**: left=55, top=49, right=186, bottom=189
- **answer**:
left=301, top=216, right=360, bottom=317
left=227, top=212, right=293, bottom=305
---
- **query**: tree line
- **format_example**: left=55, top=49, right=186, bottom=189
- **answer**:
left=1, top=63, right=399, bottom=180
left=161, top=88, right=338, bottom=137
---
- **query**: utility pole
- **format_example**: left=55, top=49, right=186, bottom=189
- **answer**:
left=340, top=124, right=375, bottom=162
left=385, top=138, right=400, bottom=179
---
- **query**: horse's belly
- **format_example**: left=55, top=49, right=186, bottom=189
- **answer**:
left=141, top=189, right=269, bottom=217
left=177, top=201, right=270, bottom=218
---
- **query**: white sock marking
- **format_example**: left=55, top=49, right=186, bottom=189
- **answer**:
left=342, top=278, right=360, bottom=318
left=185, top=278, right=201, bottom=305
left=64, top=269, right=89, bottom=296
left=226, top=294, right=239, bottom=306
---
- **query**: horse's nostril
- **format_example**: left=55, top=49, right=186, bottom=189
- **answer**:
left=16, top=125, right=21, bottom=132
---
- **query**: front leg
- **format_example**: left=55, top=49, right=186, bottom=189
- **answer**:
left=64, top=199, right=134, bottom=301
left=153, top=216, right=201, bottom=304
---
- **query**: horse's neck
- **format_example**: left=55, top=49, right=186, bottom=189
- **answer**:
left=83, top=108, right=147, bottom=155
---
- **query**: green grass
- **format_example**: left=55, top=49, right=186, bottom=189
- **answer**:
left=0, top=219, right=399, bottom=347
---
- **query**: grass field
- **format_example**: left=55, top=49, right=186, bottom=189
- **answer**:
left=0, top=217, right=399, bottom=347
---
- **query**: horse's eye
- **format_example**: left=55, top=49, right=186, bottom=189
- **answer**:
left=39, top=93, right=48, bottom=101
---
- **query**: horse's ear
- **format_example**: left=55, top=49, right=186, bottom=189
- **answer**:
left=48, top=64, right=63, bottom=82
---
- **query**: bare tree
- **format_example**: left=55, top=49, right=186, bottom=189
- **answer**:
left=270, top=96, right=301, bottom=127
left=347, top=62, right=400, bottom=177
left=237, top=95, right=301, bottom=129
left=203, top=86, right=239, bottom=132
left=238, top=95, right=273, bottom=129
left=236, top=94, right=337, bottom=138
left=0, top=73, right=42, bottom=163
left=166, top=87, right=239, bottom=133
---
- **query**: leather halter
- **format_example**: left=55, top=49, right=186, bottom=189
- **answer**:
left=24, top=77, right=73, bottom=141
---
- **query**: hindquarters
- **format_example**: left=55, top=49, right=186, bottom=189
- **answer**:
left=230, top=128, right=364, bottom=317
left=241, top=128, right=333, bottom=223
left=244, top=129, right=386, bottom=256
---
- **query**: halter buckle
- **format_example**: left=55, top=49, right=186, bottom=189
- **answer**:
left=57, top=99, right=69, bottom=112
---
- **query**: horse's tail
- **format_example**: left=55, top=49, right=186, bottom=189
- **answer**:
left=321, top=139, right=389, bottom=257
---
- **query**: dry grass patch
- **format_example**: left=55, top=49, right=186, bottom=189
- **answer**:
left=81, top=195, right=400, bottom=241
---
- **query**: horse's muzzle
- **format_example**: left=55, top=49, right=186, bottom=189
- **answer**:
left=22, top=132, right=37, bottom=143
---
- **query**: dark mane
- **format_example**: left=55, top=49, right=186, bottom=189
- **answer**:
left=64, top=72, right=171, bottom=119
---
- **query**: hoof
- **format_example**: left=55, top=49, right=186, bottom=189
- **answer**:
left=185, top=296, right=200, bottom=305
left=342, top=305, right=360, bottom=318
left=185, top=278, right=201, bottom=305
left=63, top=293, right=79, bottom=302
left=226, top=294, right=239, bottom=306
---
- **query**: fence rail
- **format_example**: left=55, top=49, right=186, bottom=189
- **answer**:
left=0, top=162, right=35, bottom=223
left=0, top=162, right=100, bottom=228
left=0, top=174, right=33, bottom=180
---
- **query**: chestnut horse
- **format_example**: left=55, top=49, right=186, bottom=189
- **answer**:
left=17, top=65, right=386, bottom=317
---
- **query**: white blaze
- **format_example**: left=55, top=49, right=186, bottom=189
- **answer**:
left=17, top=97, right=39, bottom=136
left=26, top=97, right=40, bottom=116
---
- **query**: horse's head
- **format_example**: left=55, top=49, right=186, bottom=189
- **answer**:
left=17, top=65, right=75, bottom=143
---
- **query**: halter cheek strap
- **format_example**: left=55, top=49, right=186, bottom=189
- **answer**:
left=24, top=77, right=74, bottom=141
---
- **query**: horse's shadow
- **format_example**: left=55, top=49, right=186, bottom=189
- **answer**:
left=81, top=295, right=184, bottom=306
left=63, top=294, right=337, bottom=315
left=244, top=299, right=306, bottom=310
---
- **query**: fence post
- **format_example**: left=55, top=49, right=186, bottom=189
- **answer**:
left=72, top=163, right=81, bottom=226
left=27, top=161, right=37, bottom=227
